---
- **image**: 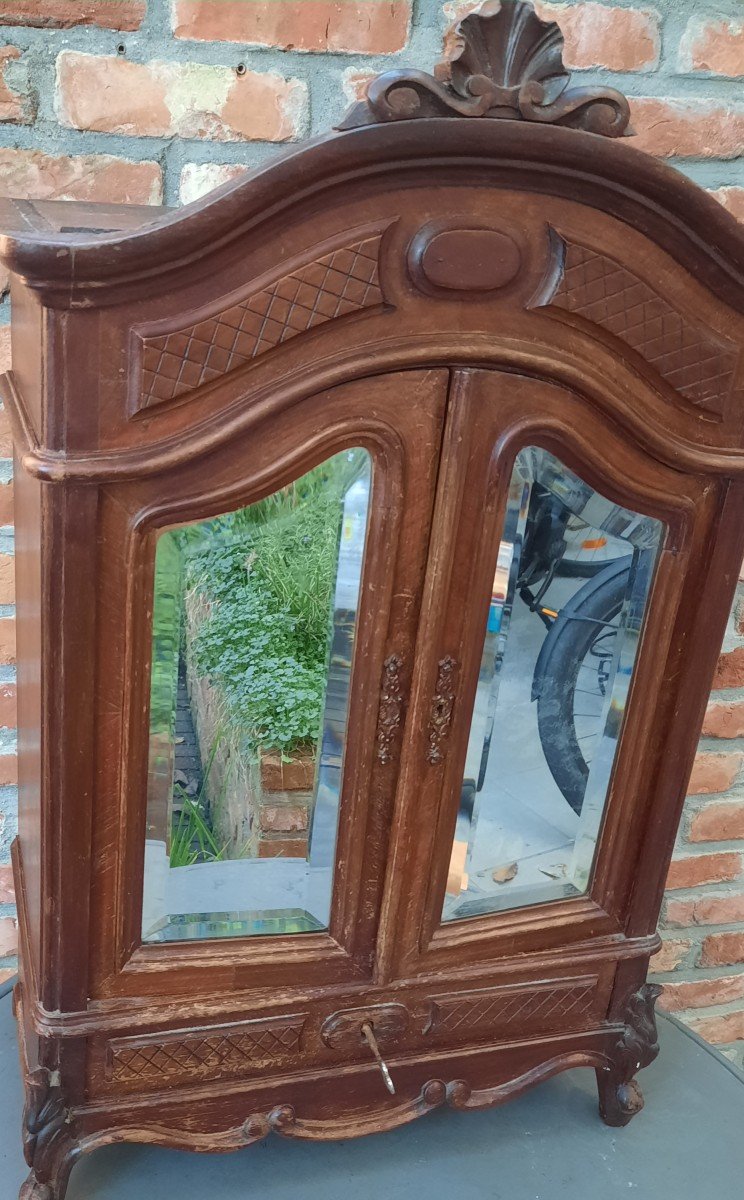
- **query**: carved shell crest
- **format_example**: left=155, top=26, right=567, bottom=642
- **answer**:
left=440, top=0, right=567, bottom=103
left=338, top=0, right=631, bottom=138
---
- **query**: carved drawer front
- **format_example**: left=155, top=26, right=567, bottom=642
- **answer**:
left=428, top=977, right=600, bottom=1043
left=106, top=1013, right=307, bottom=1086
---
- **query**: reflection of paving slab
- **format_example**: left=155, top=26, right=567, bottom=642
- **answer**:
left=467, top=786, right=575, bottom=897
left=486, top=576, right=583, bottom=832
left=451, top=575, right=592, bottom=918
left=500, top=767, right=579, bottom=841
left=142, top=841, right=331, bottom=941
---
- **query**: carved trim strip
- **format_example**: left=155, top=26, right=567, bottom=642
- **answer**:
left=136, top=233, right=385, bottom=411
left=376, top=654, right=405, bottom=764
left=338, top=1, right=630, bottom=137
left=426, top=656, right=458, bottom=765
left=75, top=1049, right=621, bottom=1163
left=83, top=1051, right=621, bottom=1163
left=429, top=977, right=599, bottom=1038
left=547, top=238, right=740, bottom=418
left=244, top=1081, right=449, bottom=1145
left=444, top=1051, right=612, bottom=1110
left=107, top=1014, right=307, bottom=1084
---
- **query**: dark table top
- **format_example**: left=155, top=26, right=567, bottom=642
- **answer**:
left=1, top=982, right=742, bottom=1200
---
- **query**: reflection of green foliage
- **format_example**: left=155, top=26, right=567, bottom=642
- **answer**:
left=169, top=794, right=225, bottom=867
left=169, top=737, right=228, bottom=866
left=181, top=450, right=368, bottom=755
left=190, top=562, right=328, bottom=752
left=248, top=497, right=346, bottom=660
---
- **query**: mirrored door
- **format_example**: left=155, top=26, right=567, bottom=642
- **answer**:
left=384, top=370, right=691, bottom=978
left=122, top=368, right=449, bottom=985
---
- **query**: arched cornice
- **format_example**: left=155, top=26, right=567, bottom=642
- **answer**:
left=1, top=121, right=743, bottom=314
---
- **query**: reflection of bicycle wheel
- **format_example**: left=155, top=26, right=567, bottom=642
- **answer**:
left=556, top=516, right=631, bottom=578
left=534, top=559, right=630, bottom=815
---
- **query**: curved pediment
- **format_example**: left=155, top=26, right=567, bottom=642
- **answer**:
left=0, top=0, right=742, bottom=483
left=0, top=1, right=741, bottom=318
left=1, top=122, right=742, bottom=318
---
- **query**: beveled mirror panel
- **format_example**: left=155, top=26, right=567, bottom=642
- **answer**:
left=443, top=447, right=663, bottom=922
left=142, top=448, right=371, bottom=942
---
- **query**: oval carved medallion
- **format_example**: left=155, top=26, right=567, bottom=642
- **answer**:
left=410, top=225, right=522, bottom=293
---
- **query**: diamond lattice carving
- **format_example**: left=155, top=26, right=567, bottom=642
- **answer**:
left=137, top=235, right=384, bottom=410
left=110, top=1017, right=305, bottom=1083
left=551, top=242, right=739, bottom=416
left=431, top=981, right=597, bottom=1037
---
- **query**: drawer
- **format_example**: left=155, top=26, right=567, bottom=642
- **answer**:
left=93, top=973, right=609, bottom=1094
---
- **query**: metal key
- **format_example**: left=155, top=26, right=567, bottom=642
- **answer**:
left=361, top=1021, right=396, bottom=1095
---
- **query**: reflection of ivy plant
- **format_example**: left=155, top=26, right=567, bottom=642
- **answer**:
left=191, top=561, right=327, bottom=752
left=182, top=450, right=367, bottom=755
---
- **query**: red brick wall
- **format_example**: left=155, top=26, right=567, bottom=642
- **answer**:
left=653, top=577, right=744, bottom=1058
left=0, top=1, right=742, bottom=1065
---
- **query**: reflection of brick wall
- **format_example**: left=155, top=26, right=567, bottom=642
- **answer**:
left=651, top=578, right=744, bottom=1063
left=0, top=2, right=742, bottom=1063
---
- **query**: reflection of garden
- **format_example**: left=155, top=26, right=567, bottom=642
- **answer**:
left=146, top=449, right=370, bottom=870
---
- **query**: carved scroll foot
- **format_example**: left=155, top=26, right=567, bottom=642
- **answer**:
left=19, top=1151, right=77, bottom=1200
left=597, top=983, right=662, bottom=1129
left=20, top=1070, right=80, bottom=1200
left=20, top=1171, right=55, bottom=1200
left=596, top=1069, right=645, bottom=1128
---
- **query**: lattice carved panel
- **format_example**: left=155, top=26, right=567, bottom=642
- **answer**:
left=429, top=978, right=599, bottom=1039
left=108, top=1014, right=306, bottom=1084
left=136, top=233, right=385, bottom=411
left=548, top=239, right=740, bottom=418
